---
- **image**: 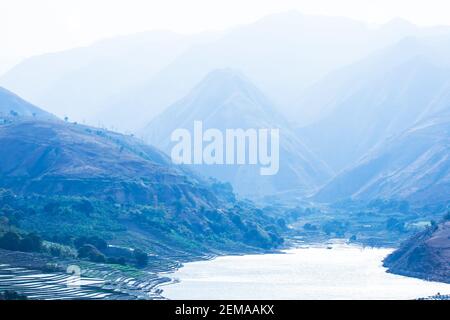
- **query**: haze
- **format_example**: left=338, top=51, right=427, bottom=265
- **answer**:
left=1, top=0, right=450, bottom=74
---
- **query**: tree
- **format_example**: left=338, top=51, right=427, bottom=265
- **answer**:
left=0, top=216, right=9, bottom=228
left=304, top=223, right=318, bottom=231
left=74, top=236, right=107, bottom=252
left=44, top=202, right=60, bottom=215
left=0, top=231, right=20, bottom=251
left=0, top=290, right=27, bottom=300
left=106, top=257, right=127, bottom=266
left=73, top=199, right=94, bottom=215
left=0, top=189, right=15, bottom=203
left=19, top=233, right=43, bottom=252
left=443, top=211, right=450, bottom=222
left=133, top=248, right=148, bottom=267
left=77, top=244, right=106, bottom=263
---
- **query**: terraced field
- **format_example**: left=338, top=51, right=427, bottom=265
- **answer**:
left=0, top=247, right=217, bottom=300
left=0, top=261, right=177, bottom=300
left=0, top=263, right=123, bottom=300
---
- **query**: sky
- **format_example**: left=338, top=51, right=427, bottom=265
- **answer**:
left=1, top=0, right=450, bottom=74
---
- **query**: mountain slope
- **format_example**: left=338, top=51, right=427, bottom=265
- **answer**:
left=0, top=31, right=213, bottom=125
left=0, top=87, right=57, bottom=121
left=314, top=113, right=450, bottom=205
left=141, top=69, right=333, bottom=198
left=297, top=36, right=450, bottom=172
left=0, top=89, right=284, bottom=255
left=384, top=218, right=450, bottom=283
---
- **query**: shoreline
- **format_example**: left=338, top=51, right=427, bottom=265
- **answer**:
left=2, top=240, right=448, bottom=300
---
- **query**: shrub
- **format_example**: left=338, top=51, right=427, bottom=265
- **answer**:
left=304, top=223, right=318, bottom=231
left=106, top=257, right=127, bottom=265
left=73, top=199, right=94, bottom=215
left=74, top=236, right=107, bottom=252
left=50, top=246, right=62, bottom=257
left=78, top=244, right=106, bottom=263
left=0, top=231, right=20, bottom=251
left=0, top=290, right=27, bottom=300
left=443, top=211, right=450, bottom=222
left=19, top=233, right=43, bottom=252
left=133, top=248, right=149, bottom=267
left=243, top=226, right=272, bottom=249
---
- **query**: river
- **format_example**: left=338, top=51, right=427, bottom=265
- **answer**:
left=160, top=244, right=450, bottom=300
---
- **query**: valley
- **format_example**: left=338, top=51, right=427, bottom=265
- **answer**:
left=0, top=10, right=449, bottom=300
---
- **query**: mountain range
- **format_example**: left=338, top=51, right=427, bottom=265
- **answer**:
left=314, top=115, right=450, bottom=205
left=2, top=12, right=450, bottom=131
left=306, top=36, right=450, bottom=205
left=1, top=11, right=450, bottom=289
left=142, top=69, right=333, bottom=198
left=297, top=36, right=450, bottom=173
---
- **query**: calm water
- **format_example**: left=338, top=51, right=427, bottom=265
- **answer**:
left=160, top=244, right=450, bottom=300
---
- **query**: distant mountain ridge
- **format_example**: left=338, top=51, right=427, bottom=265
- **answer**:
left=3, top=12, right=449, bottom=131
left=314, top=114, right=450, bottom=205
left=0, top=31, right=214, bottom=127
left=297, top=36, right=450, bottom=173
left=305, top=36, right=450, bottom=205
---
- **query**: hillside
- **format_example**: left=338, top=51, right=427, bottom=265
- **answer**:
left=0, top=89, right=284, bottom=259
left=297, top=36, right=450, bottom=172
left=314, top=115, right=450, bottom=205
left=384, top=217, right=450, bottom=283
left=142, top=69, right=333, bottom=198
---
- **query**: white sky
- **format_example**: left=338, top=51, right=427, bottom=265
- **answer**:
left=1, top=0, right=450, bottom=73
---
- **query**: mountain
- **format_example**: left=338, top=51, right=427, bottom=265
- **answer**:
left=384, top=217, right=450, bottom=284
left=0, top=89, right=284, bottom=255
left=141, top=69, right=333, bottom=198
left=0, top=87, right=56, bottom=121
left=297, top=36, right=450, bottom=173
left=314, top=112, right=450, bottom=205
left=0, top=30, right=214, bottom=127
left=3, top=12, right=448, bottom=131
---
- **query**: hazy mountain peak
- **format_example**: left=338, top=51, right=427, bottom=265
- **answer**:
left=381, top=17, right=417, bottom=30
left=201, top=68, right=248, bottom=84
left=176, top=68, right=281, bottom=124
left=141, top=69, right=333, bottom=198
left=196, top=68, right=256, bottom=96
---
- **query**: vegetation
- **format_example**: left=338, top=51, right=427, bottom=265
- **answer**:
left=133, top=248, right=149, bottom=267
left=0, top=188, right=285, bottom=270
left=77, top=244, right=106, bottom=263
left=0, top=231, right=43, bottom=253
left=443, top=211, right=450, bottom=222
left=274, top=198, right=450, bottom=247
left=0, top=290, right=28, bottom=300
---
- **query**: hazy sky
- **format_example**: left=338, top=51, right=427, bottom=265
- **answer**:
left=1, top=0, right=450, bottom=74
